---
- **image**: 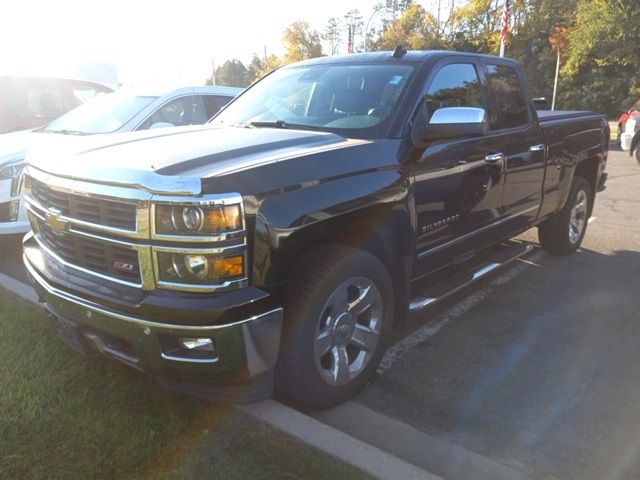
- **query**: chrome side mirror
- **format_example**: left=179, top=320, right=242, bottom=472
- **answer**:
left=411, top=106, right=488, bottom=147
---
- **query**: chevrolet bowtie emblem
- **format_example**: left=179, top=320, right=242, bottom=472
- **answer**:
left=45, top=209, right=69, bottom=235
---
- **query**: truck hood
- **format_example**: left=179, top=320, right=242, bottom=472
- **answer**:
left=26, top=125, right=361, bottom=195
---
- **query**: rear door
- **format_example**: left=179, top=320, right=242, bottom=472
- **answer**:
left=412, top=59, right=507, bottom=275
left=481, top=61, right=546, bottom=231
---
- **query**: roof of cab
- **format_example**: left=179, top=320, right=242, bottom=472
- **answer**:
left=286, top=50, right=518, bottom=68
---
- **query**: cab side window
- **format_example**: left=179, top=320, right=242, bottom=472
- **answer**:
left=204, top=95, right=234, bottom=119
left=485, top=64, right=530, bottom=130
left=139, top=96, right=208, bottom=130
left=425, top=63, right=484, bottom=121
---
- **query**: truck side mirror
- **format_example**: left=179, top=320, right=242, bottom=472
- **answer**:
left=411, top=106, right=487, bottom=147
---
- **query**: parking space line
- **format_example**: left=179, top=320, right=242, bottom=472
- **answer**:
left=313, top=401, right=533, bottom=480
left=378, top=250, right=546, bottom=374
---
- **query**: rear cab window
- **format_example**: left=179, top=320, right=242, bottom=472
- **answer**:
left=484, top=63, right=531, bottom=130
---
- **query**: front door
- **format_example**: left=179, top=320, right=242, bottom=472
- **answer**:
left=412, top=60, right=506, bottom=277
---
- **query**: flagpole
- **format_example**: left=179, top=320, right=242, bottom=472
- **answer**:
left=500, top=0, right=509, bottom=57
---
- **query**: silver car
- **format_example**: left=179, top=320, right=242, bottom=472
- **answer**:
left=0, top=85, right=242, bottom=235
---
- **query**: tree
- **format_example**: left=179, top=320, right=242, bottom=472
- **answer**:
left=560, top=0, right=640, bottom=114
left=369, top=3, right=441, bottom=50
left=344, top=9, right=364, bottom=53
left=283, top=21, right=323, bottom=63
left=244, top=53, right=285, bottom=84
left=323, top=17, right=342, bottom=56
left=214, top=59, right=250, bottom=88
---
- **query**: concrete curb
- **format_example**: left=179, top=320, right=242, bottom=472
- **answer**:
left=0, top=271, right=38, bottom=304
left=241, top=400, right=442, bottom=480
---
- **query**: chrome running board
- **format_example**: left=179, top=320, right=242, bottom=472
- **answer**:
left=409, top=241, right=534, bottom=311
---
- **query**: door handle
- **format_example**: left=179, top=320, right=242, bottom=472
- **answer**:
left=529, top=144, right=545, bottom=152
left=484, top=152, right=505, bottom=164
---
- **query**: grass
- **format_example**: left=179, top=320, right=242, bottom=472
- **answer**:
left=0, top=288, right=369, bottom=480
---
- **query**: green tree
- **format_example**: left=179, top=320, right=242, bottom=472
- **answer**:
left=323, top=17, right=342, bottom=56
left=283, top=21, right=323, bottom=63
left=561, top=0, right=640, bottom=115
left=245, top=54, right=285, bottom=84
left=214, top=59, right=250, bottom=88
left=344, top=10, right=364, bottom=53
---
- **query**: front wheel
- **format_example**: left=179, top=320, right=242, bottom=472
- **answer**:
left=538, top=175, right=592, bottom=254
left=275, top=245, right=394, bottom=409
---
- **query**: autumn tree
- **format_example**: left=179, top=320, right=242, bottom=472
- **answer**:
left=283, top=21, right=323, bottom=63
left=369, top=3, right=441, bottom=50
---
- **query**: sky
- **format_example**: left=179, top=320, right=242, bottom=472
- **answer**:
left=0, top=0, right=431, bottom=90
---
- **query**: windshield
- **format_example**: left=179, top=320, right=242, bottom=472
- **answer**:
left=213, top=63, right=414, bottom=139
left=42, top=93, right=157, bottom=134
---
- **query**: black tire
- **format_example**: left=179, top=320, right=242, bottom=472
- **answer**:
left=538, top=175, right=591, bottom=254
left=635, top=146, right=640, bottom=165
left=275, top=244, right=394, bottom=409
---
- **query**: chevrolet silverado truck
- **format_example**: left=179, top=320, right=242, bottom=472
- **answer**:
left=22, top=50, right=609, bottom=409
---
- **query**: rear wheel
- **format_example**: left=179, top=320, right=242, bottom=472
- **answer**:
left=275, top=245, right=394, bottom=409
left=538, top=175, right=591, bottom=254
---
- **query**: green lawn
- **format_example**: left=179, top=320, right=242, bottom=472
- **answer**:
left=0, top=288, right=369, bottom=480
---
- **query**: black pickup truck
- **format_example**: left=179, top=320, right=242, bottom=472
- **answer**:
left=22, top=50, right=608, bottom=408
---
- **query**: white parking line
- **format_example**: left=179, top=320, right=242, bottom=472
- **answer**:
left=378, top=250, right=546, bottom=373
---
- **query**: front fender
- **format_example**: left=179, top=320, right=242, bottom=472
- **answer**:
left=251, top=168, right=411, bottom=287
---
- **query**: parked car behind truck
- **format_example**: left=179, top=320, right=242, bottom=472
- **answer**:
left=0, top=75, right=113, bottom=134
left=22, top=50, right=608, bottom=408
left=0, top=86, right=241, bottom=235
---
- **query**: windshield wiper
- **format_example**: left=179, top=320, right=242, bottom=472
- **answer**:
left=247, top=120, right=322, bottom=132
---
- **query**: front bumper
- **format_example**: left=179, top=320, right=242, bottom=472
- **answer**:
left=24, top=240, right=284, bottom=403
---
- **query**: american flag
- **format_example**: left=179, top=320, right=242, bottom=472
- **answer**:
left=501, top=0, right=511, bottom=44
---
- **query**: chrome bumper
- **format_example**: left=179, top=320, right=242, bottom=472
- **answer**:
left=24, top=252, right=284, bottom=402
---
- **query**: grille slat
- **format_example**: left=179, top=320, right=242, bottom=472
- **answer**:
left=30, top=178, right=137, bottom=231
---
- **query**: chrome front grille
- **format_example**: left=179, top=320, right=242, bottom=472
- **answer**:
left=23, top=166, right=247, bottom=293
left=38, top=219, right=141, bottom=283
left=29, top=177, right=137, bottom=231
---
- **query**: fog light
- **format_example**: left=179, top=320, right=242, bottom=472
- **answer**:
left=160, top=335, right=218, bottom=363
left=180, top=337, right=215, bottom=352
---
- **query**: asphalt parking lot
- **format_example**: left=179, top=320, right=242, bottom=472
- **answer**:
left=1, top=147, right=638, bottom=479
left=314, top=147, right=640, bottom=479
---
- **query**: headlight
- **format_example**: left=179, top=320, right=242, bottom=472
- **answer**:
left=156, top=252, right=244, bottom=285
left=0, top=160, right=25, bottom=197
left=155, top=204, right=242, bottom=236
